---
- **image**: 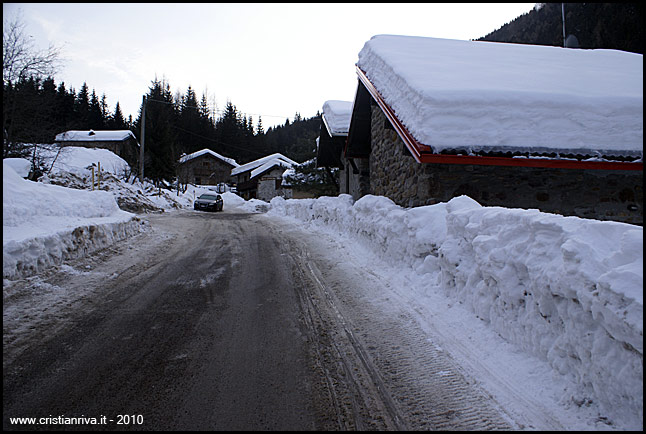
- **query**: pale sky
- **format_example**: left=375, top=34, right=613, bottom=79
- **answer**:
left=4, top=3, right=536, bottom=129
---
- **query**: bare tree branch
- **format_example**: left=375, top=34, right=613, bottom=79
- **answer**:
left=3, top=10, right=62, bottom=85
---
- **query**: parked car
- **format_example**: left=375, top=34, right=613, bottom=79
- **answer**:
left=194, top=193, right=223, bottom=212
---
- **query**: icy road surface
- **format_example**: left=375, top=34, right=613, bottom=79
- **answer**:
left=3, top=209, right=601, bottom=430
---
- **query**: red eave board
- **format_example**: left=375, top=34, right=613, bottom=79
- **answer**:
left=356, top=66, right=643, bottom=171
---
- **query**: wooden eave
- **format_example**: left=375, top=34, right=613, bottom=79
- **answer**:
left=356, top=65, right=643, bottom=171
left=317, top=119, right=345, bottom=168
left=344, top=77, right=373, bottom=159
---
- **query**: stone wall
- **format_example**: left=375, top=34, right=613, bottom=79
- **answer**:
left=340, top=158, right=371, bottom=201
left=257, top=168, right=292, bottom=201
left=369, top=105, right=643, bottom=224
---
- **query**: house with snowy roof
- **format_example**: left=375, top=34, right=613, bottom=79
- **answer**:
left=316, top=100, right=353, bottom=194
left=177, top=148, right=239, bottom=186
left=231, top=153, right=297, bottom=201
left=345, top=35, right=643, bottom=224
left=55, top=129, right=140, bottom=166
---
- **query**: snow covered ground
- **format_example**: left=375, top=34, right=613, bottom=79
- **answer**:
left=3, top=146, right=643, bottom=429
left=268, top=194, right=643, bottom=430
left=2, top=146, right=268, bottom=279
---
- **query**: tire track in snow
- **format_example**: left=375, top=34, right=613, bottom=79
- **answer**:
left=279, top=223, right=513, bottom=431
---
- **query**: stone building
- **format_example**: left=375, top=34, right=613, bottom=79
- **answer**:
left=177, top=148, right=239, bottom=186
left=55, top=130, right=140, bottom=167
left=316, top=100, right=352, bottom=194
left=231, top=153, right=297, bottom=201
left=344, top=35, right=643, bottom=224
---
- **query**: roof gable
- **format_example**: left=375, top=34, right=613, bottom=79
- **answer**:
left=231, top=153, right=297, bottom=178
left=356, top=35, right=643, bottom=160
left=178, top=148, right=239, bottom=167
left=322, top=100, right=353, bottom=137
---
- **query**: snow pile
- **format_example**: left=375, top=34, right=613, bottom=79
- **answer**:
left=357, top=35, right=643, bottom=158
left=40, top=144, right=131, bottom=177
left=3, top=162, right=144, bottom=279
left=3, top=158, right=32, bottom=177
left=268, top=194, right=643, bottom=428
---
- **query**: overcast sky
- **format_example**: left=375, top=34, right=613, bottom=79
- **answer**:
left=4, top=3, right=535, bottom=129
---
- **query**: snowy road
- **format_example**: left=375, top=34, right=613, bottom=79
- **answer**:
left=3, top=209, right=601, bottom=430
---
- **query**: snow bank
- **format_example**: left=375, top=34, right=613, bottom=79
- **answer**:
left=268, top=194, right=643, bottom=428
left=3, top=162, right=144, bottom=279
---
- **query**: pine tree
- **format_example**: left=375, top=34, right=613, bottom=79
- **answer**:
left=75, top=82, right=90, bottom=127
left=135, top=77, right=178, bottom=182
left=110, top=102, right=127, bottom=130
left=88, top=89, right=104, bottom=129
left=100, top=93, right=109, bottom=123
left=256, top=116, right=264, bottom=135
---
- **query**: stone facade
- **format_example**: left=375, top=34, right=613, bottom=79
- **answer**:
left=369, top=105, right=643, bottom=224
left=256, top=168, right=293, bottom=201
left=339, top=157, right=370, bottom=201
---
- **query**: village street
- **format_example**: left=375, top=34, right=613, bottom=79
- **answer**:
left=4, top=209, right=576, bottom=431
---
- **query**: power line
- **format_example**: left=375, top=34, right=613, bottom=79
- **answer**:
left=145, top=97, right=294, bottom=121
left=170, top=124, right=267, bottom=156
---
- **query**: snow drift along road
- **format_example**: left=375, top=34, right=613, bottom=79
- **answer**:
left=268, top=194, right=643, bottom=430
left=2, top=162, right=145, bottom=280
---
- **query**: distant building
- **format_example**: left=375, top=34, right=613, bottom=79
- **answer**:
left=344, top=35, right=643, bottom=224
left=316, top=100, right=353, bottom=195
left=231, top=153, right=297, bottom=201
left=177, top=148, right=239, bottom=186
left=54, top=130, right=139, bottom=166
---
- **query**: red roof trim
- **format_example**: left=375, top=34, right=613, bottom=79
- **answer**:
left=356, top=66, right=643, bottom=171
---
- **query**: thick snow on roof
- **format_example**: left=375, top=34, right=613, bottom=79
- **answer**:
left=178, top=148, right=239, bottom=167
left=357, top=35, right=643, bottom=158
left=55, top=130, right=137, bottom=142
left=3, top=158, right=32, bottom=177
left=231, top=153, right=297, bottom=178
left=322, top=100, right=353, bottom=136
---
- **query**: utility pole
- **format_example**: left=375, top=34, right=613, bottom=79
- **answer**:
left=140, top=95, right=146, bottom=182
left=561, top=3, right=566, bottom=47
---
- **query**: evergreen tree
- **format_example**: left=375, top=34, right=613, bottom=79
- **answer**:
left=100, top=93, right=109, bottom=123
left=109, top=102, right=127, bottom=130
left=214, top=101, right=245, bottom=160
left=256, top=116, right=264, bottom=135
left=75, top=82, right=90, bottom=127
left=177, top=85, right=201, bottom=153
left=88, top=89, right=104, bottom=129
left=135, top=77, right=178, bottom=182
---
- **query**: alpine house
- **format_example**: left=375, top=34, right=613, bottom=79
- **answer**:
left=344, top=35, right=643, bottom=224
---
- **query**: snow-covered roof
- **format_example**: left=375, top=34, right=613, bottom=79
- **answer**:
left=322, top=100, right=353, bottom=137
left=357, top=35, right=643, bottom=158
left=178, top=148, right=239, bottom=167
left=231, top=153, right=297, bottom=178
left=55, top=130, right=137, bottom=143
left=3, top=158, right=31, bottom=177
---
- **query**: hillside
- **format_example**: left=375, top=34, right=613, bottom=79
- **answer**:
left=478, top=3, right=642, bottom=54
